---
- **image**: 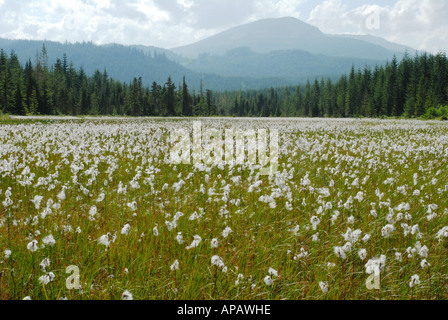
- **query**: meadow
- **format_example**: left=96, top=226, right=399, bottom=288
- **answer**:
left=1, top=117, right=448, bottom=300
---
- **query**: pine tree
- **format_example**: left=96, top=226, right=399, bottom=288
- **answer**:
left=182, top=76, right=191, bottom=116
left=415, top=75, right=427, bottom=117
left=164, top=76, right=176, bottom=116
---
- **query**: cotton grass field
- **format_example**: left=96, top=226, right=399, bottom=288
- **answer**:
left=1, top=117, right=448, bottom=300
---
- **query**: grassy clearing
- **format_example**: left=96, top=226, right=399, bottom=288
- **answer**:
left=1, top=118, right=448, bottom=300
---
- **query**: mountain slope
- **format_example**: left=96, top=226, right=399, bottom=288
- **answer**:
left=184, top=47, right=384, bottom=80
left=172, top=17, right=410, bottom=60
left=0, top=38, right=203, bottom=87
left=332, top=34, right=416, bottom=54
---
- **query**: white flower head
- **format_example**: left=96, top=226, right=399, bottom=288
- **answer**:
left=31, top=195, right=44, bottom=210
left=264, top=275, right=273, bottom=286
left=186, top=235, right=202, bottom=250
left=127, top=201, right=137, bottom=212
left=121, top=224, right=131, bottom=235
left=170, top=259, right=180, bottom=271
left=122, top=290, right=133, bottom=300
left=268, top=267, right=278, bottom=277
left=358, top=249, right=367, bottom=260
left=222, top=226, right=232, bottom=238
left=347, top=215, right=355, bottom=225
left=334, top=246, right=347, bottom=259
left=98, top=234, right=110, bottom=247
left=38, top=275, right=51, bottom=285
left=27, top=240, right=38, bottom=252
left=43, top=234, right=56, bottom=247
left=211, top=255, right=225, bottom=268
left=310, top=216, right=320, bottom=230
left=319, top=281, right=328, bottom=294
left=418, top=245, right=429, bottom=258
left=40, top=258, right=51, bottom=271
left=210, top=238, right=219, bottom=248
left=381, top=224, right=395, bottom=238
left=420, top=259, right=430, bottom=268
left=176, top=232, right=184, bottom=245
left=409, top=274, right=421, bottom=288
left=89, top=205, right=97, bottom=217
left=4, top=249, right=12, bottom=259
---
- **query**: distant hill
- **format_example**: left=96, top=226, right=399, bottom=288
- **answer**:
left=0, top=38, right=331, bottom=90
left=332, top=34, right=416, bottom=54
left=0, top=18, right=416, bottom=91
left=183, top=47, right=385, bottom=81
left=171, top=17, right=410, bottom=61
left=0, top=38, right=206, bottom=87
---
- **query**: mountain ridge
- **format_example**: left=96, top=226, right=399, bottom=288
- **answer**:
left=0, top=17, right=416, bottom=91
left=171, top=17, right=413, bottom=60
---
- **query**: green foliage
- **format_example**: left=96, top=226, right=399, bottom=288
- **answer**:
left=1, top=44, right=448, bottom=119
left=423, top=105, right=448, bottom=120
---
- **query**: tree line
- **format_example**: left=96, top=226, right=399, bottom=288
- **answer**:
left=0, top=45, right=216, bottom=117
left=215, top=52, right=448, bottom=119
left=1, top=45, right=448, bottom=119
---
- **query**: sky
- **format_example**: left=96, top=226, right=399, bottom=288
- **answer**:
left=0, top=0, right=447, bottom=53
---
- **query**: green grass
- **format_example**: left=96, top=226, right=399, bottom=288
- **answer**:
left=1, top=118, right=448, bottom=300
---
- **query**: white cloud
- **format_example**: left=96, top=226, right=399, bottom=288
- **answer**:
left=307, top=0, right=448, bottom=53
left=0, top=0, right=446, bottom=52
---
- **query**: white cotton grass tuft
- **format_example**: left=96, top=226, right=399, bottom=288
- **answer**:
left=268, top=267, right=278, bottom=277
left=170, top=259, right=180, bottom=271
left=319, top=281, right=329, bottom=294
left=334, top=246, right=347, bottom=259
left=38, top=272, right=55, bottom=285
left=381, top=224, right=395, bottom=238
left=211, top=255, right=225, bottom=268
left=186, top=235, right=202, bottom=250
left=358, top=249, right=367, bottom=260
left=210, top=238, right=219, bottom=248
left=365, top=255, right=386, bottom=276
left=176, top=232, right=184, bottom=245
left=121, top=290, right=133, bottom=300
left=98, top=234, right=111, bottom=247
left=4, top=249, right=12, bottom=259
left=40, top=258, right=51, bottom=271
left=264, top=275, right=273, bottom=286
left=409, top=274, right=421, bottom=288
left=310, top=216, right=320, bottom=230
left=420, top=259, right=430, bottom=268
left=96, top=193, right=105, bottom=202
left=31, top=195, right=44, bottom=210
left=27, top=240, right=38, bottom=252
left=43, top=234, right=56, bottom=247
left=127, top=201, right=137, bottom=212
left=121, top=224, right=131, bottom=235
left=222, top=227, right=232, bottom=238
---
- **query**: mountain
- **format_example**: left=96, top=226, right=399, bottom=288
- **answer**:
left=332, top=34, right=416, bottom=54
left=0, top=38, right=205, bottom=87
left=0, top=18, right=416, bottom=91
left=0, top=38, right=316, bottom=90
left=182, top=47, right=384, bottom=81
left=171, top=17, right=410, bottom=61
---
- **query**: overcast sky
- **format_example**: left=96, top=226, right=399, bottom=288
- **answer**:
left=0, top=0, right=447, bottom=53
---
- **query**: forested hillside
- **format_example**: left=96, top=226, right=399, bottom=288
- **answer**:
left=215, top=52, right=448, bottom=119
left=1, top=45, right=447, bottom=119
